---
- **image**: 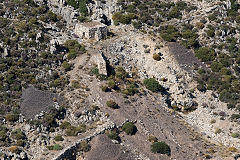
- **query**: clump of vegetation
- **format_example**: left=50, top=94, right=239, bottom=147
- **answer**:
left=231, top=133, right=240, bottom=138
left=122, top=82, right=139, bottom=96
left=54, top=135, right=64, bottom=141
left=106, top=130, right=120, bottom=141
left=101, top=85, right=110, bottom=92
left=65, top=124, right=86, bottom=136
left=62, top=61, right=72, bottom=71
left=112, top=12, right=136, bottom=25
left=47, top=144, right=63, bottom=150
left=215, top=128, right=222, bottom=134
left=78, top=140, right=91, bottom=152
left=5, top=114, right=19, bottom=122
left=106, top=100, right=118, bottom=109
left=160, top=25, right=180, bottom=42
left=122, top=122, right=137, bottom=135
left=64, top=40, right=86, bottom=60
left=153, top=53, right=161, bottom=61
left=195, top=47, right=215, bottom=62
left=151, top=141, right=171, bottom=155
left=143, top=78, right=164, bottom=93
left=228, top=146, right=238, bottom=152
left=11, top=129, right=26, bottom=141
left=60, top=121, right=71, bottom=129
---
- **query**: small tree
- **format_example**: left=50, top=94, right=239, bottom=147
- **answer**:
left=143, top=78, right=164, bottom=92
left=122, top=122, right=137, bottom=135
left=151, top=141, right=171, bottom=155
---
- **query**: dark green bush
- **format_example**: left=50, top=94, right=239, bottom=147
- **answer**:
left=47, top=144, right=63, bottom=150
left=122, top=122, right=137, bottom=135
left=62, top=61, right=72, bottom=71
left=151, top=141, right=171, bottom=155
left=5, top=114, right=19, bottom=122
left=143, top=78, right=164, bottom=93
left=106, top=100, right=118, bottom=109
left=11, top=129, right=25, bottom=140
left=153, top=53, right=161, bottom=61
left=195, top=47, right=215, bottom=62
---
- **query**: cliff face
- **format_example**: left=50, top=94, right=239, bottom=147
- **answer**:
left=34, top=0, right=121, bottom=26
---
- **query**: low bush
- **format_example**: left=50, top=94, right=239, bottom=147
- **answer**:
left=79, top=140, right=90, bottom=152
left=106, top=130, right=120, bottom=141
left=61, top=61, right=72, bottom=72
left=54, top=135, right=64, bottom=141
left=106, top=100, right=118, bottom=109
left=153, top=54, right=161, bottom=61
left=47, top=144, right=63, bottom=150
left=151, top=141, right=171, bottom=155
left=231, top=133, right=240, bottom=138
left=60, top=121, right=71, bottom=129
left=143, top=78, right=164, bottom=93
left=195, top=47, right=215, bottom=62
left=5, top=114, right=19, bottom=122
left=122, top=122, right=137, bottom=135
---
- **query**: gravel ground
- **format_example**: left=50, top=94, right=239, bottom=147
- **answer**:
left=21, top=86, right=63, bottom=119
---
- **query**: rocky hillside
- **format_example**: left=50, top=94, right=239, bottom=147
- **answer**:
left=0, top=0, right=240, bottom=159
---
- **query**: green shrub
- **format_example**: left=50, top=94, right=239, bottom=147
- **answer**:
left=195, top=47, right=215, bottom=62
left=153, top=54, right=161, bottom=61
left=231, top=114, right=240, bottom=120
left=54, top=135, right=64, bottom=141
left=0, top=130, right=7, bottom=141
left=211, top=61, right=223, bottom=72
left=16, top=140, right=25, bottom=147
left=65, top=124, right=86, bottom=136
left=112, top=12, right=136, bottom=24
left=60, top=121, right=71, bottom=129
left=143, top=78, right=164, bottom=93
left=106, top=100, right=118, bottom=109
left=106, top=130, right=120, bottom=141
left=11, top=129, right=25, bottom=140
left=5, top=114, right=19, bottom=122
left=123, top=83, right=138, bottom=96
left=160, top=25, right=180, bottom=42
left=148, top=135, right=158, bottom=143
left=79, top=0, right=88, bottom=16
left=107, top=80, right=116, bottom=89
left=115, top=67, right=128, bottom=80
left=122, top=122, right=137, bottom=135
left=47, top=144, right=63, bottom=150
left=231, top=132, right=240, bottom=138
left=62, top=61, right=72, bottom=71
left=215, top=128, right=222, bottom=134
left=79, top=140, right=90, bottom=152
left=151, top=141, right=171, bottom=155
left=101, top=86, right=109, bottom=92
